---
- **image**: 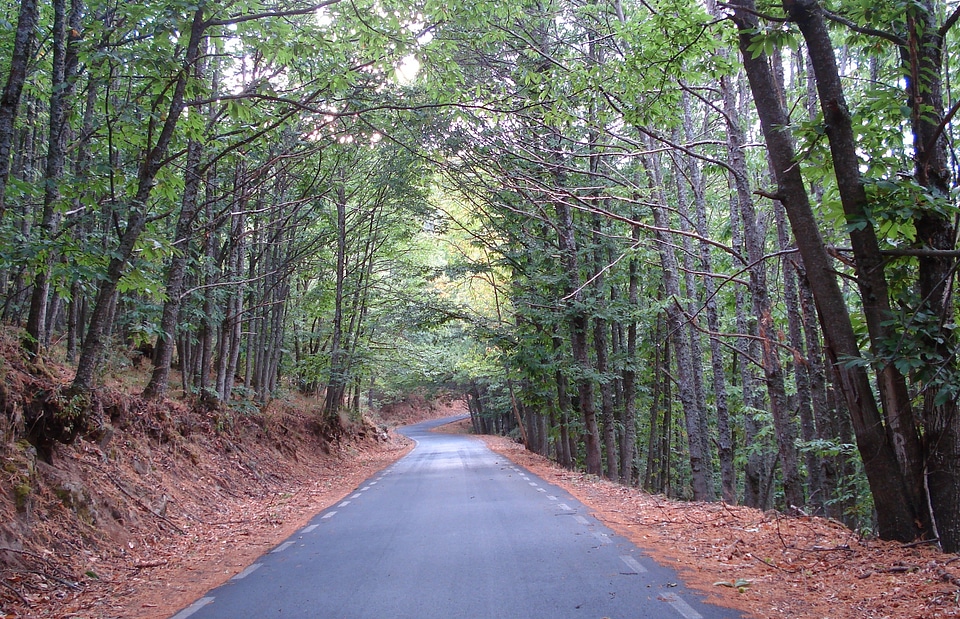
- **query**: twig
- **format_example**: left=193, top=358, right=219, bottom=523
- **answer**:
left=937, top=567, right=960, bottom=588
left=0, top=578, right=30, bottom=607
left=774, top=512, right=790, bottom=549
left=900, top=538, right=940, bottom=549
left=880, top=565, right=918, bottom=574
left=106, top=474, right=186, bottom=535
left=810, top=544, right=854, bottom=552
left=131, top=559, right=168, bottom=569
left=39, top=571, right=80, bottom=589
left=0, top=548, right=76, bottom=580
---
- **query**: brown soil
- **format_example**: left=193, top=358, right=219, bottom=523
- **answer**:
left=476, top=432, right=960, bottom=619
left=0, top=324, right=463, bottom=619
left=4, top=350, right=958, bottom=619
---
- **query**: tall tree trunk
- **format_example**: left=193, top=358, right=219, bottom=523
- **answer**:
left=730, top=0, right=924, bottom=543
left=901, top=0, right=960, bottom=554
left=618, top=223, right=640, bottom=485
left=25, top=0, right=81, bottom=354
left=793, top=257, right=843, bottom=520
left=324, top=181, right=348, bottom=420
left=553, top=194, right=602, bottom=475
left=0, top=0, right=39, bottom=215
left=71, top=8, right=205, bottom=396
left=553, top=333, right=574, bottom=469
left=645, top=148, right=714, bottom=501
left=644, top=314, right=665, bottom=493
left=142, top=137, right=204, bottom=399
left=591, top=214, right=618, bottom=480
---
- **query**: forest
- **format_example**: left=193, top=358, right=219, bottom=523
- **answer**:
left=1, top=0, right=959, bottom=553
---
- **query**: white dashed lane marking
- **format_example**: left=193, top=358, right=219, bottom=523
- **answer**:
left=272, top=541, right=294, bottom=553
left=338, top=501, right=351, bottom=507
left=663, top=593, right=704, bottom=619
left=231, top=563, right=262, bottom=580
left=350, top=493, right=361, bottom=499
left=620, top=555, right=648, bottom=574
left=558, top=503, right=573, bottom=511
left=302, top=524, right=318, bottom=533
left=574, top=515, right=589, bottom=525
left=322, top=511, right=337, bottom=519
left=170, top=597, right=214, bottom=619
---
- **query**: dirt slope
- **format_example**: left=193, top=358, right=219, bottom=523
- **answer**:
left=5, top=348, right=958, bottom=619
left=477, top=429, right=960, bottom=619
left=0, top=326, right=458, bottom=619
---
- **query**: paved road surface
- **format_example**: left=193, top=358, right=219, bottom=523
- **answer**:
left=171, top=416, right=741, bottom=618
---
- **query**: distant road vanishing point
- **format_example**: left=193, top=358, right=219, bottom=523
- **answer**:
left=171, top=416, right=742, bottom=619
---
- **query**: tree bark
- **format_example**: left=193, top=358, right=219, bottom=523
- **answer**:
left=730, top=0, right=924, bottom=542
left=0, top=0, right=39, bottom=215
left=902, top=0, right=960, bottom=553
left=645, top=148, right=714, bottom=501
left=142, top=137, right=204, bottom=400
left=25, top=0, right=81, bottom=355
left=618, top=223, right=640, bottom=485
left=71, top=8, right=206, bottom=395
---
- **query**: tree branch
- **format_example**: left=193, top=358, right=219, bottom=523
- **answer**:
left=940, top=5, right=960, bottom=38
left=820, top=7, right=906, bottom=46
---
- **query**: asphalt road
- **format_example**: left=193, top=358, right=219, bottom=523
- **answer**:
left=171, top=416, right=742, bottom=619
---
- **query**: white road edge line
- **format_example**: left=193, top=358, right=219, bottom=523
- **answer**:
left=664, top=593, right=704, bottom=619
left=272, top=541, right=294, bottom=553
left=302, top=524, right=319, bottom=533
left=170, top=596, right=214, bottom=619
left=620, top=555, right=648, bottom=574
left=231, top=563, right=262, bottom=580
left=322, top=511, right=338, bottom=519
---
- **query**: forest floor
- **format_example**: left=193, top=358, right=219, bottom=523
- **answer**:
left=2, top=342, right=959, bottom=619
left=442, top=417, right=960, bottom=619
left=0, top=323, right=460, bottom=618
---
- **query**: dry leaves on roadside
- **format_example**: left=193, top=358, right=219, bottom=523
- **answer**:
left=481, top=434, right=960, bottom=619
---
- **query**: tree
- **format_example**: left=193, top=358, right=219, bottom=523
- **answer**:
left=728, top=0, right=926, bottom=544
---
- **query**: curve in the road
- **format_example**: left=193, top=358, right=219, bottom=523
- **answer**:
left=170, top=415, right=742, bottom=619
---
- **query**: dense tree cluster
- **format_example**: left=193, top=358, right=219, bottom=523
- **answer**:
left=2, top=0, right=960, bottom=551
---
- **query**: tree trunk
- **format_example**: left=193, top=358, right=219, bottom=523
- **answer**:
left=0, top=0, right=39, bottom=215
left=618, top=223, right=640, bottom=485
left=901, top=0, right=960, bottom=554
left=730, top=0, right=924, bottom=542
left=324, top=181, right=349, bottom=420
left=645, top=148, right=714, bottom=501
left=142, top=137, right=204, bottom=399
left=25, top=0, right=81, bottom=355
left=553, top=334, right=574, bottom=469
left=71, top=8, right=206, bottom=396
left=591, top=215, right=618, bottom=480
left=553, top=193, right=602, bottom=475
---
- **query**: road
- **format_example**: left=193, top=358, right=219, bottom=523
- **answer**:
left=171, top=416, right=741, bottom=619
